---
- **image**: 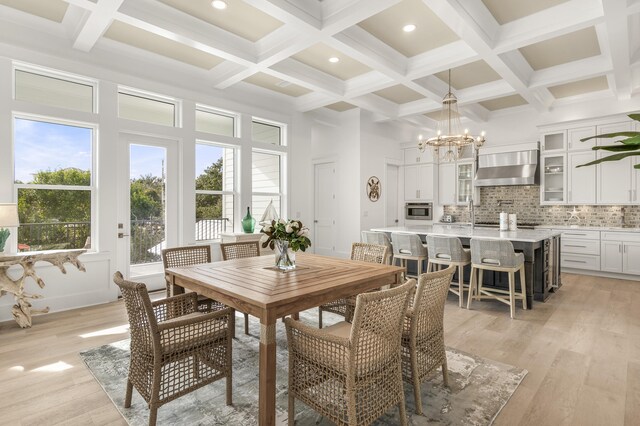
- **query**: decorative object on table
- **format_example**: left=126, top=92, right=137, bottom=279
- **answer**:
left=417, top=69, right=486, bottom=162
left=577, top=113, right=640, bottom=169
left=366, top=176, right=380, bottom=202
left=241, top=206, right=255, bottom=233
left=567, top=206, right=581, bottom=226
left=80, top=308, right=527, bottom=426
left=0, top=203, right=19, bottom=253
left=259, top=199, right=279, bottom=226
left=260, top=219, right=311, bottom=270
left=499, top=211, right=509, bottom=231
left=0, top=249, right=85, bottom=328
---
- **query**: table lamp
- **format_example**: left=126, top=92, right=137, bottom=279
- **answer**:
left=0, top=203, right=19, bottom=253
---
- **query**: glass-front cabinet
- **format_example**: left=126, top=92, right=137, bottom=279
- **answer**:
left=456, top=162, right=474, bottom=204
left=541, top=131, right=566, bottom=153
left=541, top=154, right=566, bottom=204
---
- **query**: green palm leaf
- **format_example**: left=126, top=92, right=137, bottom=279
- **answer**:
left=580, top=131, right=639, bottom=143
left=576, top=151, right=640, bottom=168
left=593, top=143, right=640, bottom=152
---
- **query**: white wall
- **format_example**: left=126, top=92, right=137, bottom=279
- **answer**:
left=359, top=112, right=407, bottom=231
left=310, top=109, right=361, bottom=257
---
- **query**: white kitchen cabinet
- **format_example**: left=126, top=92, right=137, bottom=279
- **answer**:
left=438, top=162, right=456, bottom=205
left=404, top=164, right=434, bottom=201
left=567, top=151, right=596, bottom=204
left=597, top=122, right=634, bottom=204
left=404, top=147, right=433, bottom=164
left=600, top=232, right=640, bottom=274
left=623, top=242, right=640, bottom=275
left=541, top=154, right=566, bottom=204
left=600, top=240, right=623, bottom=273
left=456, top=161, right=478, bottom=204
left=541, top=131, right=566, bottom=152
left=567, top=126, right=596, bottom=151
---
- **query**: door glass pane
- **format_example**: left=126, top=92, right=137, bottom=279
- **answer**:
left=130, top=145, right=166, bottom=265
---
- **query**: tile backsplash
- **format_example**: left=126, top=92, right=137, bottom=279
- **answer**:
left=442, top=186, right=640, bottom=227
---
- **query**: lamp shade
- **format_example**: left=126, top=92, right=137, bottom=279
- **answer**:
left=0, top=204, right=19, bottom=227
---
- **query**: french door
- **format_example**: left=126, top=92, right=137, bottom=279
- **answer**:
left=117, top=133, right=179, bottom=290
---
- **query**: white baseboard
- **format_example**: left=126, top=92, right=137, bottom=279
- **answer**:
left=562, top=268, right=640, bottom=282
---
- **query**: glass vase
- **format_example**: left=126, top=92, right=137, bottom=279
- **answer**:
left=274, top=239, right=296, bottom=271
left=241, top=206, right=255, bottom=233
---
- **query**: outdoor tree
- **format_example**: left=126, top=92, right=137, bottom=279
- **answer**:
left=195, top=158, right=224, bottom=220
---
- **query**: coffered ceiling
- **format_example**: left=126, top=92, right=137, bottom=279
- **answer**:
left=0, top=0, right=639, bottom=131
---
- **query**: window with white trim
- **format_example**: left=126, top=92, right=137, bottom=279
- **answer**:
left=118, top=88, right=178, bottom=127
left=195, top=142, right=235, bottom=240
left=252, top=119, right=283, bottom=145
left=196, top=106, right=236, bottom=137
left=14, top=65, right=96, bottom=113
left=13, top=116, right=95, bottom=252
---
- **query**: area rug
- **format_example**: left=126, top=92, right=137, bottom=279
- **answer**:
left=80, top=310, right=526, bottom=425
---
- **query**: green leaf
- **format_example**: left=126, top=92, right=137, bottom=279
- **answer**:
left=620, top=135, right=640, bottom=145
left=628, top=113, right=640, bottom=122
left=576, top=151, right=640, bottom=167
left=592, top=144, right=640, bottom=152
left=635, top=163, right=640, bottom=169
left=580, top=132, right=640, bottom=142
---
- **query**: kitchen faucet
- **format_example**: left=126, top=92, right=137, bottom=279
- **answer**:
left=468, top=197, right=475, bottom=229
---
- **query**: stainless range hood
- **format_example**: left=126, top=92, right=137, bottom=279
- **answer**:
left=475, top=143, right=539, bottom=187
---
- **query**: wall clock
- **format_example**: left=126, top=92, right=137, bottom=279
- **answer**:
left=366, top=176, right=380, bottom=202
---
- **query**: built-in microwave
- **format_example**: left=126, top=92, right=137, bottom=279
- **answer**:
left=405, top=202, right=433, bottom=220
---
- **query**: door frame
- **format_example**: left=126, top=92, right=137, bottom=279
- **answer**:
left=117, top=132, right=181, bottom=286
left=384, top=158, right=403, bottom=227
left=312, top=156, right=338, bottom=256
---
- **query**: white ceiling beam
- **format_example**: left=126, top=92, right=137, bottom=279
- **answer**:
left=295, top=92, right=338, bottom=112
left=268, top=58, right=345, bottom=96
left=493, top=0, right=603, bottom=54
left=243, top=0, right=322, bottom=29
left=321, top=0, right=402, bottom=34
left=348, top=93, right=399, bottom=118
left=117, top=0, right=257, bottom=65
left=72, top=0, right=124, bottom=51
left=600, top=1, right=632, bottom=99
left=344, top=71, right=396, bottom=98
left=62, top=0, right=97, bottom=11
left=423, top=0, right=558, bottom=113
left=406, top=41, right=479, bottom=80
left=528, top=55, right=611, bottom=89
left=459, top=103, right=490, bottom=123
left=60, top=3, right=88, bottom=38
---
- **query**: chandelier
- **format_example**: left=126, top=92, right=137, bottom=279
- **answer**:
left=418, top=69, right=486, bottom=162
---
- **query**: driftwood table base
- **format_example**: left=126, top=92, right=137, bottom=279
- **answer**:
left=0, top=249, right=86, bottom=328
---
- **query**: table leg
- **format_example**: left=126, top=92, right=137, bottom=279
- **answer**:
left=259, top=319, right=277, bottom=426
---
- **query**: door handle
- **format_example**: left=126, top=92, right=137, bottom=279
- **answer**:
left=619, top=244, right=622, bottom=253
left=314, top=220, right=318, bottom=223
left=118, top=232, right=129, bottom=238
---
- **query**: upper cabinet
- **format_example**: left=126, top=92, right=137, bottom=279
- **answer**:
left=539, top=116, right=639, bottom=206
left=438, top=162, right=456, bottom=206
left=456, top=161, right=478, bottom=205
left=567, top=126, right=596, bottom=151
left=404, top=164, right=434, bottom=201
left=541, top=131, right=566, bottom=153
left=404, top=147, right=433, bottom=164
left=597, top=122, right=634, bottom=204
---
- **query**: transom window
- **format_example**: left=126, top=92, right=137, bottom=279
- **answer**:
left=252, top=119, right=283, bottom=146
left=118, top=88, right=178, bottom=127
left=196, top=106, right=236, bottom=137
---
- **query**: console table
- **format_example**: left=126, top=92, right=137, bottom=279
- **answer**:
left=0, top=249, right=86, bottom=328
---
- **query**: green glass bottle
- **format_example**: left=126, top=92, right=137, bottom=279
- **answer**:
left=242, top=206, right=255, bottom=233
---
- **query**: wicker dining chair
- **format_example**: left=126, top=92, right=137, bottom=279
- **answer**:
left=401, top=265, right=455, bottom=415
left=162, top=245, right=218, bottom=305
left=318, top=242, right=389, bottom=328
left=113, top=272, right=233, bottom=426
left=220, top=241, right=260, bottom=335
left=285, top=279, right=415, bottom=426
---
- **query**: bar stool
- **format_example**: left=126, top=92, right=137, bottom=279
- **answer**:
left=391, top=232, right=428, bottom=278
left=426, top=235, right=471, bottom=308
left=361, top=231, right=393, bottom=264
left=467, top=238, right=527, bottom=319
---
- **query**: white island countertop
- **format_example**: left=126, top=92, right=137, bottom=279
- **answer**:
left=371, top=224, right=562, bottom=243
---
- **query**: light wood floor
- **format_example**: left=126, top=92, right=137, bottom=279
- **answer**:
left=1, top=272, right=639, bottom=425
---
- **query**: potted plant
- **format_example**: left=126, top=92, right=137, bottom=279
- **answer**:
left=261, top=219, right=311, bottom=270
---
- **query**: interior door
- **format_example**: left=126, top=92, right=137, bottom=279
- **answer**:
left=117, top=133, right=179, bottom=290
left=385, top=164, right=399, bottom=226
left=314, top=162, right=336, bottom=256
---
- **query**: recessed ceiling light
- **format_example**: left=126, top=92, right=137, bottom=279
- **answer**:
left=211, top=0, right=227, bottom=10
left=329, top=57, right=340, bottom=63
left=403, top=24, right=416, bottom=33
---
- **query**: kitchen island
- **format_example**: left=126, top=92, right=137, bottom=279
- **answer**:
left=371, top=224, right=563, bottom=306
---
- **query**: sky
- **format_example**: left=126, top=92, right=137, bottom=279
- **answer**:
left=14, top=118, right=223, bottom=182
left=14, top=118, right=92, bottom=183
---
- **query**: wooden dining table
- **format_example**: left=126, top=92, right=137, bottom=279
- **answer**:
left=166, top=252, right=404, bottom=426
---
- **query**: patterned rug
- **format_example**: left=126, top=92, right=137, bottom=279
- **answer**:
left=80, top=310, right=526, bottom=425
